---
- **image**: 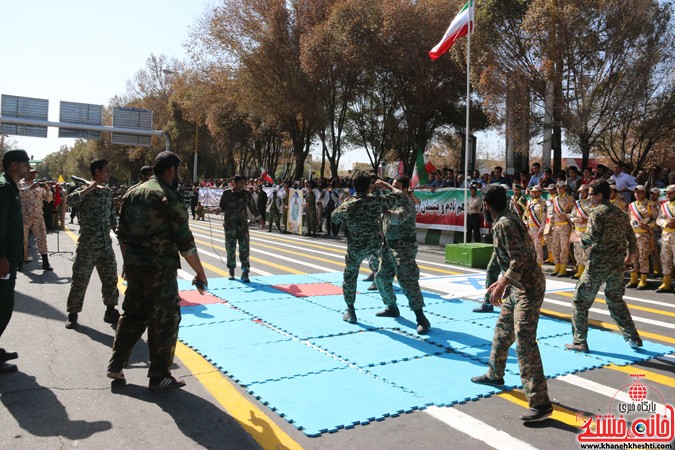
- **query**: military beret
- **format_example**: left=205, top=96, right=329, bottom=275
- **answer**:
left=2, top=149, right=30, bottom=166
left=634, top=185, right=645, bottom=191
left=513, top=184, right=522, bottom=189
left=666, top=185, right=675, bottom=193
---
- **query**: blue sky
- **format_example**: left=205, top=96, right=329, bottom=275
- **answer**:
left=0, top=0, right=212, bottom=160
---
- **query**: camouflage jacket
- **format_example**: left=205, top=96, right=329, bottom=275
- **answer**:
left=332, top=191, right=405, bottom=251
left=0, top=174, right=24, bottom=261
left=219, top=189, right=260, bottom=229
left=68, top=184, right=117, bottom=247
left=382, top=194, right=417, bottom=243
left=487, top=208, right=543, bottom=291
left=117, top=176, right=196, bottom=269
left=581, top=201, right=637, bottom=271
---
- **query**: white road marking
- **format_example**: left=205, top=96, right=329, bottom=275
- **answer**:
left=557, top=374, right=667, bottom=412
left=425, top=406, right=539, bottom=450
left=544, top=297, right=675, bottom=329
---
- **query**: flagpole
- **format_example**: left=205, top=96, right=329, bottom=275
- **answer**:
left=463, top=1, right=472, bottom=245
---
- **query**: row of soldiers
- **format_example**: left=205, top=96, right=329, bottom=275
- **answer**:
left=513, top=179, right=675, bottom=293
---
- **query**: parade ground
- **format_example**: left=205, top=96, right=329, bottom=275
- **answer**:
left=1, top=215, right=673, bottom=450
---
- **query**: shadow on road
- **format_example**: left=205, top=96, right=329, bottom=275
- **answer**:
left=0, top=371, right=112, bottom=440
left=111, top=382, right=262, bottom=449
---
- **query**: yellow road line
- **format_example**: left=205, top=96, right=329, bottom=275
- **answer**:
left=175, top=342, right=302, bottom=450
left=540, top=308, right=675, bottom=345
left=193, top=238, right=305, bottom=274
left=606, top=364, right=675, bottom=388
left=497, top=391, right=582, bottom=427
left=555, top=291, right=675, bottom=318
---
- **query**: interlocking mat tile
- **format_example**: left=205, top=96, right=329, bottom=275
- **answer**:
left=178, top=273, right=675, bottom=437
left=179, top=290, right=224, bottom=307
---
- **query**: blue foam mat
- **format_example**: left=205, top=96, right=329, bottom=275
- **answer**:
left=231, top=296, right=377, bottom=338
left=252, top=273, right=325, bottom=286
left=368, top=353, right=522, bottom=406
left=246, top=367, right=426, bottom=436
left=200, top=338, right=347, bottom=385
left=310, top=329, right=445, bottom=367
left=178, top=273, right=675, bottom=437
left=540, top=331, right=675, bottom=366
left=180, top=303, right=249, bottom=327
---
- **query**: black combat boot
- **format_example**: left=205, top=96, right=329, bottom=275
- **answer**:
left=375, top=305, right=400, bottom=318
left=241, top=270, right=250, bottom=283
left=342, top=306, right=357, bottom=324
left=41, top=254, right=53, bottom=271
left=65, top=313, right=78, bottom=329
left=414, top=309, right=430, bottom=335
left=228, top=268, right=235, bottom=280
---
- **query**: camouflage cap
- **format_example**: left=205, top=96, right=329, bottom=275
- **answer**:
left=578, top=184, right=589, bottom=191
left=556, top=180, right=566, bottom=187
left=650, top=187, right=661, bottom=194
left=530, top=185, right=542, bottom=192
left=547, top=184, right=556, bottom=190
left=634, top=185, right=645, bottom=191
left=666, top=185, right=675, bottom=193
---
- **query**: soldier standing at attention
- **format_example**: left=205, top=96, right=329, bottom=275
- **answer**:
left=570, top=185, right=593, bottom=279
left=19, top=169, right=53, bottom=271
left=373, top=175, right=430, bottom=334
left=608, top=181, right=627, bottom=211
left=625, top=186, right=657, bottom=290
left=331, top=172, right=408, bottom=326
left=655, top=185, right=675, bottom=293
left=0, top=150, right=31, bottom=374
left=566, top=180, right=642, bottom=353
left=65, top=159, right=120, bottom=329
left=266, top=189, right=282, bottom=232
left=108, top=151, right=208, bottom=389
left=524, top=185, right=547, bottom=266
left=304, top=180, right=318, bottom=237
left=648, top=187, right=663, bottom=278
left=550, top=180, right=574, bottom=277
left=509, top=184, right=527, bottom=217
left=470, top=185, right=553, bottom=422
left=209, top=175, right=264, bottom=283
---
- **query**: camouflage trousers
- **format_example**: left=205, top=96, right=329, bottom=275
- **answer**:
left=486, top=283, right=550, bottom=408
left=482, top=254, right=501, bottom=304
left=225, top=224, right=251, bottom=271
left=67, top=244, right=119, bottom=313
left=571, top=265, right=639, bottom=344
left=368, top=253, right=379, bottom=273
left=528, top=228, right=544, bottom=264
left=661, top=232, right=675, bottom=276
left=375, top=239, right=425, bottom=311
left=23, top=214, right=48, bottom=256
left=342, top=244, right=381, bottom=306
left=305, top=206, right=317, bottom=234
left=551, top=224, right=571, bottom=265
left=573, top=241, right=590, bottom=267
left=108, top=265, right=180, bottom=378
left=282, top=206, right=288, bottom=231
left=268, top=208, right=280, bottom=230
left=631, top=233, right=652, bottom=274
left=651, top=231, right=662, bottom=273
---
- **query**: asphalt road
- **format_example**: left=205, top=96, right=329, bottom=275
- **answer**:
left=1, top=214, right=673, bottom=450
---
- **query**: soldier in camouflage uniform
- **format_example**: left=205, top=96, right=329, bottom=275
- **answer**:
left=566, top=180, right=642, bottom=353
left=655, top=185, right=675, bottom=293
left=304, top=180, right=318, bottom=236
left=210, top=174, right=264, bottom=283
left=471, top=186, right=553, bottom=422
left=625, top=185, right=657, bottom=290
left=648, top=187, right=663, bottom=277
left=550, top=181, right=574, bottom=277
left=108, top=152, right=208, bottom=389
left=363, top=175, right=385, bottom=289
left=570, top=184, right=592, bottom=279
left=19, top=169, right=52, bottom=270
left=373, top=176, right=430, bottom=334
left=331, top=172, right=422, bottom=326
left=266, top=188, right=282, bottom=232
left=509, top=184, right=527, bottom=217
left=523, top=185, right=547, bottom=265
left=65, top=159, right=120, bottom=329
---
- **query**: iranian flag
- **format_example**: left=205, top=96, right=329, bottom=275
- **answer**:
left=429, top=0, right=474, bottom=61
left=261, top=167, right=274, bottom=185
left=411, top=151, right=437, bottom=188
